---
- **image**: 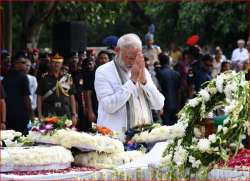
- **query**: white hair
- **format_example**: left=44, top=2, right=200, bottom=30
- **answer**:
left=117, top=33, right=142, bottom=50
left=237, top=39, right=245, bottom=45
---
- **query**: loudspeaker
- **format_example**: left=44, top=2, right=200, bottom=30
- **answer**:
left=52, top=21, right=86, bottom=58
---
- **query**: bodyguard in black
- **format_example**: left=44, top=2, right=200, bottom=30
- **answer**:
left=2, top=54, right=32, bottom=135
left=0, top=81, right=6, bottom=129
left=156, top=53, right=181, bottom=126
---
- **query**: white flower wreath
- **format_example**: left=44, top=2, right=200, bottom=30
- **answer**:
left=161, top=71, right=249, bottom=179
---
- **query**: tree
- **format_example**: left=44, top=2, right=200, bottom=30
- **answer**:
left=2, top=1, right=248, bottom=55
left=19, top=2, right=57, bottom=49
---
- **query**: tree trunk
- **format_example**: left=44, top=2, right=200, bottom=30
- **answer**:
left=0, top=6, right=3, bottom=52
left=7, top=1, right=12, bottom=56
left=25, top=23, right=43, bottom=49
left=19, top=2, right=57, bottom=49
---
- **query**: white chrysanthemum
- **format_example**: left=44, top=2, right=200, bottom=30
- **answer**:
left=197, top=138, right=211, bottom=152
left=240, top=134, right=246, bottom=140
left=240, top=80, right=248, bottom=87
left=224, top=83, right=236, bottom=99
left=4, top=146, right=73, bottom=166
left=1, top=130, right=22, bottom=141
left=194, top=128, right=202, bottom=138
left=0, top=149, right=11, bottom=165
left=224, top=101, right=236, bottom=114
left=229, top=143, right=237, bottom=148
left=223, top=118, right=229, bottom=125
left=217, top=125, right=223, bottom=132
left=208, top=134, right=216, bottom=143
left=133, top=131, right=150, bottom=143
left=216, top=75, right=224, bottom=93
left=213, top=147, right=219, bottom=151
left=207, top=87, right=217, bottom=95
left=188, top=98, right=201, bottom=107
left=225, top=98, right=231, bottom=104
left=160, top=154, right=172, bottom=165
left=192, top=137, right=198, bottom=143
left=173, top=146, right=188, bottom=166
left=198, top=89, right=210, bottom=102
left=232, top=124, right=237, bottom=128
left=143, top=126, right=171, bottom=142
left=189, top=156, right=201, bottom=168
left=170, top=123, right=186, bottom=139
left=222, top=127, right=228, bottom=134
left=65, top=119, right=72, bottom=127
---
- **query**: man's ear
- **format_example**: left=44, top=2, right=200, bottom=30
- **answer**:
left=114, top=47, right=120, bottom=54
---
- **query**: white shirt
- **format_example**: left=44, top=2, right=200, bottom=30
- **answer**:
left=27, top=74, right=38, bottom=110
left=94, top=61, right=165, bottom=140
left=231, top=48, right=249, bottom=63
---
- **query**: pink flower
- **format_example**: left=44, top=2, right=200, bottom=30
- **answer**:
left=39, top=129, right=46, bottom=134
left=44, top=124, right=54, bottom=130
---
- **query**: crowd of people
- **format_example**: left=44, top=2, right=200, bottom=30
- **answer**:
left=0, top=33, right=249, bottom=137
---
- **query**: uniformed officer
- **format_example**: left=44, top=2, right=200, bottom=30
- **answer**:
left=37, top=54, right=77, bottom=125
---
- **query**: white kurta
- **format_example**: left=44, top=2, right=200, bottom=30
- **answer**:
left=94, top=61, right=164, bottom=139
left=231, top=48, right=249, bottom=63
left=27, top=74, right=38, bottom=110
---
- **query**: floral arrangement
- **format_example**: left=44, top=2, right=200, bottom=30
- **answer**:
left=124, top=123, right=162, bottom=151
left=91, top=123, right=117, bottom=137
left=125, top=123, right=191, bottom=151
left=96, top=126, right=113, bottom=136
left=132, top=125, right=171, bottom=143
left=160, top=71, right=249, bottom=179
left=29, top=128, right=125, bottom=154
left=30, top=116, right=73, bottom=135
left=1, top=130, right=33, bottom=147
left=1, top=130, right=22, bottom=141
left=1, top=146, right=73, bottom=172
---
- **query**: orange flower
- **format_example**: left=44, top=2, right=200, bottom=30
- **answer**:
left=44, top=117, right=60, bottom=124
left=96, top=126, right=112, bottom=136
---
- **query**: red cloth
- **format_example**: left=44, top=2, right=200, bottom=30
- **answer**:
left=186, top=35, right=200, bottom=46
left=32, top=48, right=39, bottom=54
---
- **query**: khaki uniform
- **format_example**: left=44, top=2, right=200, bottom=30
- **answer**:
left=37, top=72, right=75, bottom=117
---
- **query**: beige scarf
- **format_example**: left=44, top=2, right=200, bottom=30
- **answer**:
left=114, top=57, right=152, bottom=129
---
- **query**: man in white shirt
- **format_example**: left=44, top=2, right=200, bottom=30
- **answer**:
left=25, top=59, right=38, bottom=111
left=94, top=33, right=165, bottom=140
left=231, top=39, right=249, bottom=71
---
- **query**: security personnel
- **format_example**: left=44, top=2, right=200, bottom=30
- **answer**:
left=37, top=54, right=77, bottom=125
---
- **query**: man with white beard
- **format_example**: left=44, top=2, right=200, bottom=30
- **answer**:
left=231, top=39, right=249, bottom=71
left=94, top=33, right=165, bottom=140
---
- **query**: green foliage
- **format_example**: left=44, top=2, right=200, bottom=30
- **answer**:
left=4, top=1, right=248, bottom=54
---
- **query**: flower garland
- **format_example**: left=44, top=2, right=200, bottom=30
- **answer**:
left=1, top=130, right=33, bottom=147
left=161, top=71, right=249, bottom=179
left=30, top=116, right=73, bottom=135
